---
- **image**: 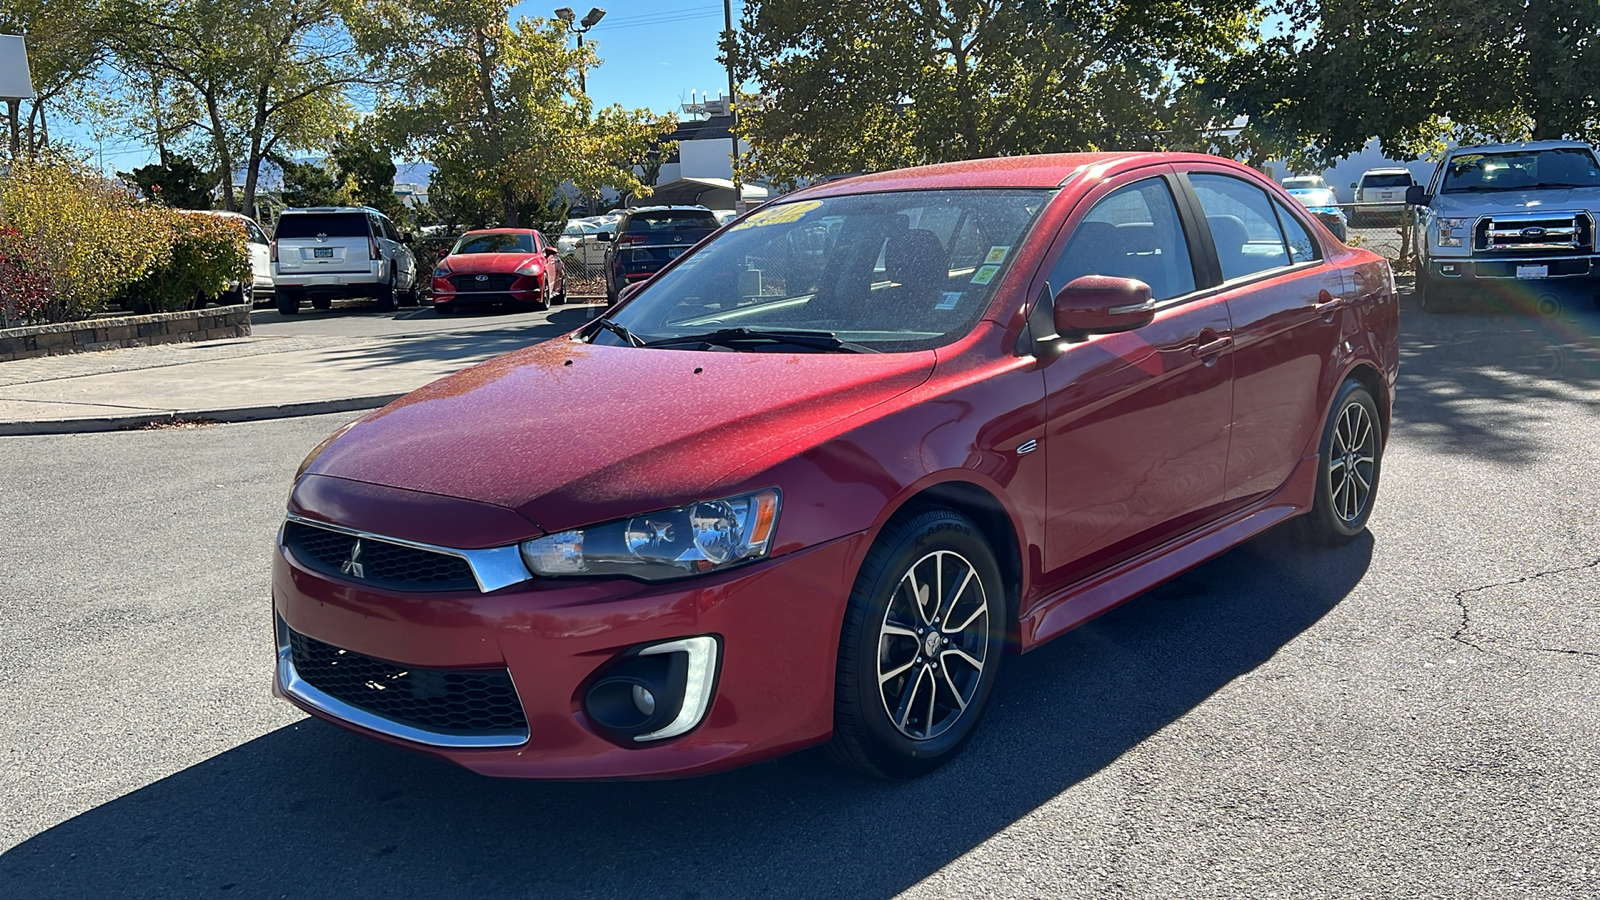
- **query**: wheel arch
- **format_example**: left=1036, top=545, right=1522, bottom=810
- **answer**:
left=1342, top=361, right=1390, bottom=439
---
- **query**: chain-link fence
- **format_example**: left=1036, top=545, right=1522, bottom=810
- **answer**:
left=1329, top=203, right=1414, bottom=270
left=556, top=237, right=611, bottom=301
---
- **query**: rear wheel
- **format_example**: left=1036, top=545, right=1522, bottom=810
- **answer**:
left=275, top=288, right=301, bottom=316
left=826, top=507, right=1005, bottom=779
left=1296, top=379, right=1383, bottom=545
left=399, top=279, right=420, bottom=307
left=375, top=279, right=397, bottom=312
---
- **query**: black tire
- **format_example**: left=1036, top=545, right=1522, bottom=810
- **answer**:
left=1418, top=270, right=1456, bottom=313
left=375, top=280, right=397, bottom=312
left=398, top=280, right=420, bottom=307
left=1296, top=379, right=1383, bottom=546
left=826, top=507, right=1005, bottom=779
left=275, top=288, right=301, bottom=316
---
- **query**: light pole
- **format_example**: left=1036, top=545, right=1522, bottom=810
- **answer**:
left=554, top=7, right=606, bottom=94
left=723, top=0, right=743, bottom=214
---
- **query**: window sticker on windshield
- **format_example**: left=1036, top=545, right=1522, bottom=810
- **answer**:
left=971, top=265, right=1001, bottom=285
left=936, top=291, right=962, bottom=310
left=728, top=200, right=824, bottom=231
left=984, top=246, right=1010, bottom=265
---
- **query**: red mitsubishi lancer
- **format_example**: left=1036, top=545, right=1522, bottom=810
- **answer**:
left=274, top=153, right=1399, bottom=779
left=430, top=228, right=566, bottom=313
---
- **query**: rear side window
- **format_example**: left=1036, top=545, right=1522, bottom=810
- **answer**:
left=1048, top=178, right=1196, bottom=302
left=276, top=213, right=370, bottom=239
left=1190, top=174, right=1292, bottom=281
left=627, top=211, right=718, bottom=232
left=1361, top=173, right=1413, bottom=188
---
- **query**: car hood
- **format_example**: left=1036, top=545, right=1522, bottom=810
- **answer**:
left=305, top=338, right=936, bottom=538
left=443, top=252, right=543, bottom=273
left=1432, top=187, right=1600, bottom=215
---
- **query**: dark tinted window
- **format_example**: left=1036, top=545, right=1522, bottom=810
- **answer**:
left=453, top=233, right=535, bottom=254
left=1049, top=178, right=1195, bottom=302
left=276, top=213, right=370, bottom=239
left=626, top=210, right=719, bottom=233
left=1361, top=173, right=1413, bottom=188
left=1190, top=174, right=1292, bottom=281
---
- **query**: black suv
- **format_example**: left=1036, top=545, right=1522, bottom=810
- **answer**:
left=603, top=206, right=721, bottom=301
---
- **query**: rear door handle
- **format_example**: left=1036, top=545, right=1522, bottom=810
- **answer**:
left=1317, top=290, right=1348, bottom=310
left=1192, top=335, right=1232, bottom=358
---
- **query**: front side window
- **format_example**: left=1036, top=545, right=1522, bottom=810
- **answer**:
left=600, top=189, right=1053, bottom=352
left=1190, top=174, right=1293, bottom=281
left=452, top=233, right=535, bottom=254
left=1441, top=148, right=1600, bottom=193
left=1047, top=178, right=1196, bottom=302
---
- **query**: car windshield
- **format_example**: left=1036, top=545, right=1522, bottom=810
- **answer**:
left=597, top=188, right=1053, bottom=353
left=1289, top=188, right=1338, bottom=208
left=1361, top=173, right=1413, bottom=188
left=453, top=233, right=534, bottom=254
left=1282, top=177, right=1324, bottom=190
left=1442, top=149, right=1600, bottom=193
left=275, top=213, right=369, bottom=238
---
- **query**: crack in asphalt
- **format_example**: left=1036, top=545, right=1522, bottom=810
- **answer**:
left=1449, top=556, right=1600, bottom=655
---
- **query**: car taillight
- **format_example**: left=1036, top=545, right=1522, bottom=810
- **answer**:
left=618, top=233, right=644, bottom=246
left=270, top=239, right=277, bottom=262
left=368, top=233, right=381, bottom=260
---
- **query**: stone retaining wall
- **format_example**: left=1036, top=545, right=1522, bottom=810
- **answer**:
left=0, top=305, right=252, bottom=362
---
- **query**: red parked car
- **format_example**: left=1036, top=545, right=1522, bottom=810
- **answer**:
left=431, top=228, right=566, bottom=313
left=274, top=153, right=1399, bottom=780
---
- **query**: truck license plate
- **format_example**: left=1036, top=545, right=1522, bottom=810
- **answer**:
left=314, top=248, right=334, bottom=258
left=1516, top=265, right=1548, bottom=280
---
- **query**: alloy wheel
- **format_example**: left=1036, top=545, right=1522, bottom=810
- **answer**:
left=1328, top=399, right=1377, bottom=524
left=876, top=549, right=990, bottom=741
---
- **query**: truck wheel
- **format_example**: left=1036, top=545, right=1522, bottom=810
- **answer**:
left=276, top=288, right=301, bottom=316
left=375, top=280, right=397, bottom=312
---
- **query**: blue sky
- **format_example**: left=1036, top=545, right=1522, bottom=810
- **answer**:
left=78, top=1, right=745, bottom=170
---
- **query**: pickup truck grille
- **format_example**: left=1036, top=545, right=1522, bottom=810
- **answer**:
left=1474, top=213, right=1593, bottom=255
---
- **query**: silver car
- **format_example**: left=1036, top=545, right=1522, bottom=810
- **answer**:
left=271, top=207, right=420, bottom=314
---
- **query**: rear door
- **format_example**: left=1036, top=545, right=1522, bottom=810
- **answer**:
left=274, top=212, right=373, bottom=276
left=1038, top=169, right=1235, bottom=586
left=1179, top=168, right=1347, bottom=505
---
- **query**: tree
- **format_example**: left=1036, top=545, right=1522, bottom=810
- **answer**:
left=273, top=155, right=349, bottom=208
left=119, top=153, right=215, bottom=208
left=329, top=122, right=403, bottom=220
left=727, top=0, right=1256, bottom=185
left=108, top=0, right=374, bottom=216
left=343, top=0, right=675, bottom=227
left=1204, top=0, right=1600, bottom=168
left=0, top=1, right=111, bottom=157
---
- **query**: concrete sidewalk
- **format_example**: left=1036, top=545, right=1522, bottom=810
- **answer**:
left=0, top=307, right=595, bottom=435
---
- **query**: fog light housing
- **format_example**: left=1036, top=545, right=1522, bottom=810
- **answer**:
left=583, top=636, right=720, bottom=744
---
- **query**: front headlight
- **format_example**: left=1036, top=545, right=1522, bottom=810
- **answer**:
left=432, top=263, right=452, bottom=277
left=514, top=261, right=544, bottom=277
left=520, top=489, right=781, bottom=581
left=1437, top=217, right=1470, bottom=248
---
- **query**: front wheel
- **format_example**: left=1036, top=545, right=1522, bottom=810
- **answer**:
left=826, top=508, right=1005, bottom=779
left=1296, top=379, right=1383, bottom=545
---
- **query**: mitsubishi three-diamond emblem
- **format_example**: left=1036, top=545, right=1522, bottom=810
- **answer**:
left=340, top=539, right=365, bottom=579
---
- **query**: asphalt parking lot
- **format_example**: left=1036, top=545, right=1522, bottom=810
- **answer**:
left=1, top=288, right=1596, bottom=898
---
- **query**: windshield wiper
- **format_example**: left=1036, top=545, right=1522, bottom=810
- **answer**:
left=589, top=317, right=645, bottom=347
left=644, top=327, right=879, bottom=353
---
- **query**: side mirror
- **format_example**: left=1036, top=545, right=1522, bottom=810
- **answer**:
left=1054, top=275, right=1155, bottom=336
left=544, top=246, right=558, bottom=255
left=596, top=232, right=613, bottom=243
left=1405, top=185, right=1428, bottom=206
left=619, top=282, right=644, bottom=302
left=1349, top=182, right=1358, bottom=190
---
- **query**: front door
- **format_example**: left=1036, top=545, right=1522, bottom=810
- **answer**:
left=1038, top=172, right=1235, bottom=586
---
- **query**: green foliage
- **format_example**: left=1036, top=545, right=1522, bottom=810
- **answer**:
left=0, top=0, right=111, bottom=156
left=0, top=156, right=167, bottom=322
left=119, top=154, right=215, bottom=209
left=728, top=0, right=1256, bottom=185
left=275, top=156, right=351, bottom=208
left=331, top=123, right=404, bottom=220
left=342, top=0, right=674, bottom=227
left=1205, top=0, right=1600, bottom=167
left=121, top=213, right=251, bottom=313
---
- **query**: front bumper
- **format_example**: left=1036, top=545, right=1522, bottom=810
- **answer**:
left=1429, top=255, right=1599, bottom=281
left=272, top=529, right=869, bottom=779
left=432, top=275, right=545, bottom=307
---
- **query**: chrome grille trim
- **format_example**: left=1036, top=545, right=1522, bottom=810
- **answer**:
left=1475, top=211, right=1594, bottom=254
left=281, top=514, right=533, bottom=593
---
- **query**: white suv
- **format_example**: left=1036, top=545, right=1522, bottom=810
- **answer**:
left=1350, top=168, right=1417, bottom=225
left=1410, top=141, right=1600, bottom=313
left=271, top=207, right=420, bottom=314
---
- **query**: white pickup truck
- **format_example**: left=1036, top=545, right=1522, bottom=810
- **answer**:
left=1409, top=140, right=1600, bottom=313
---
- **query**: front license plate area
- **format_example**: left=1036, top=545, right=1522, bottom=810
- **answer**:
left=1516, top=265, right=1549, bottom=280
left=313, top=248, right=334, bottom=259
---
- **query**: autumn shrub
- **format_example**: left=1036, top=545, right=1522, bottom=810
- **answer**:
left=121, top=212, right=251, bottom=313
left=0, top=156, right=170, bottom=323
left=0, top=227, right=51, bottom=327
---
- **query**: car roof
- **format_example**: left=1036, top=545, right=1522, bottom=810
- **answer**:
left=1360, top=167, right=1413, bottom=174
left=279, top=206, right=381, bottom=215
left=786, top=152, right=1232, bottom=200
left=459, top=228, right=539, bottom=234
left=1446, top=140, right=1596, bottom=156
left=625, top=205, right=715, bottom=214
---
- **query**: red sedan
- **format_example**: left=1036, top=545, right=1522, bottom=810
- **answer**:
left=431, top=228, right=566, bottom=313
left=274, top=153, right=1399, bottom=779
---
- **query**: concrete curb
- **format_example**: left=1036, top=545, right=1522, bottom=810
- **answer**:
left=0, top=394, right=403, bottom=437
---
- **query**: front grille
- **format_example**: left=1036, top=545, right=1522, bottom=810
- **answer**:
left=283, top=520, right=477, bottom=592
left=288, top=629, right=528, bottom=737
left=1476, top=213, right=1593, bottom=254
left=449, top=274, right=517, bottom=291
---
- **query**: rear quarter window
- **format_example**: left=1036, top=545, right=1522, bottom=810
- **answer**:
left=276, top=214, right=370, bottom=239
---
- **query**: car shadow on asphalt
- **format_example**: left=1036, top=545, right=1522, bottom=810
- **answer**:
left=1393, top=280, right=1600, bottom=465
left=306, top=307, right=605, bottom=371
left=1, top=527, right=1372, bottom=900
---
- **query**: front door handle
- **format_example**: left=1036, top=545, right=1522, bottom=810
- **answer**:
left=1192, top=335, right=1232, bottom=359
left=1317, top=289, right=1348, bottom=310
